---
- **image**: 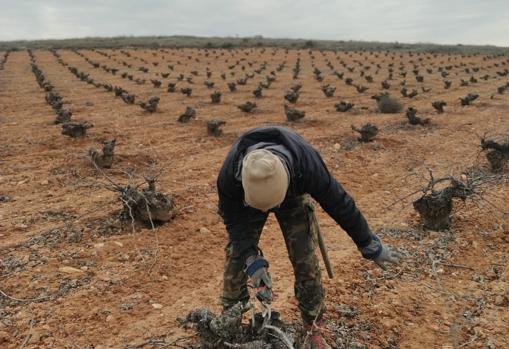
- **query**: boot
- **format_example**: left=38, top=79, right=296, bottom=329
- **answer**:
left=301, top=321, right=331, bottom=349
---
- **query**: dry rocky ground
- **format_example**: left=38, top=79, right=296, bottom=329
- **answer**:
left=0, top=47, right=508, bottom=348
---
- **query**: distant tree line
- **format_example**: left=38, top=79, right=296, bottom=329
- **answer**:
left=1, top=35, right=507, bottom=55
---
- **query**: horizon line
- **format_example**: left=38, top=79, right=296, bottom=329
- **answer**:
left=1, top=34, right=508, bottom=49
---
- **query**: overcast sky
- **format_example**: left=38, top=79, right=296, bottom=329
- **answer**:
left=1, top=0, right=508, bottom=46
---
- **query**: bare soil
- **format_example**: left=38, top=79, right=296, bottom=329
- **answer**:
left=0, top=48, right=508, bottom=349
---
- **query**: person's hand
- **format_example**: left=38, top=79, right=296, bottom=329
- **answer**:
left=360, top=235, right=401, bottom=271
left=244, top=255, right=273, bottom=303
left=373, top=244, right=401, bottom=270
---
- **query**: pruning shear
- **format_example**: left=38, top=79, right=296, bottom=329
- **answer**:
left=248, top=283, right=272, bottom=333
left=258, top=299, right=272, bottom=333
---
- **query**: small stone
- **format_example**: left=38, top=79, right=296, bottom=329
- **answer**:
left=39, top=180, right=49, bottom=186
left=94, top=243, right=105, bottom=249
left=333, top=143, right=341, bottom=150
left=58, top=266, right=84, bottom=274
left=113, top=241, right=123, bottom=247
left=199, top=227, right=211, bottom=234
left=486, top=338, right=496, bottom=349
left=105, top=315, right=113, bottom=322
left=494, top=295, right=508, bottom=306
left=130, top=292, right=144, bottom=300
left=0, top=195, right=11, bottom=202
left=120, top=303, right=133, bottom=311
left=348, top=342, right=367, bottom=349
left=151, top=303, right=163, bottom=309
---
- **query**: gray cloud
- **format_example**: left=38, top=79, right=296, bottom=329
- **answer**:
left=0, top=0, right=507, bottom=46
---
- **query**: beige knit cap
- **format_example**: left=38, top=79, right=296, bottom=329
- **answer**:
left=242, top=149, right=289, bottom=212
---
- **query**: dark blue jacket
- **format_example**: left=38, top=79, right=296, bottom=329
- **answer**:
left=217, top=126, right=373, bottom=260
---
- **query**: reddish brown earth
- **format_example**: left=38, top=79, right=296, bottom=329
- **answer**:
left=0, top=47, right=508, bottom=349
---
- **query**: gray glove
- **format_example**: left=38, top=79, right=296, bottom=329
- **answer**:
left=360, top=235, right=401, bottom=271
left=244, top=255, right=273, bottom=303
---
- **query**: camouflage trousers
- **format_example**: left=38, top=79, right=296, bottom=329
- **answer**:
left=221, top=194, right=325, bottom=324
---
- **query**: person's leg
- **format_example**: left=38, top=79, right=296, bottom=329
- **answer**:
left=275, top=195, right=325, bottom=324
left=221, top=212, right=268, bottom=309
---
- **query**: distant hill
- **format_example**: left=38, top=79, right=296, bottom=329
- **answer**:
left=1, top=35, right=508, bottom=55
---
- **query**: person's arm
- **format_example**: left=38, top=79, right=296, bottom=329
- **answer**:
left=300, top=145, right=402, bottom=270
left=217, top=178, right=260, bottom=263
left=300, top=145, right=373, bottom=248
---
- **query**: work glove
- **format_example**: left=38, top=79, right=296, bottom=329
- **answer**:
left=244, top=255, right=273, bottom=303
left=360, top=235, right=401, bottom=271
